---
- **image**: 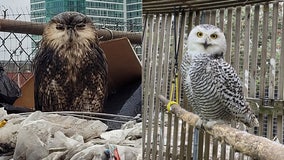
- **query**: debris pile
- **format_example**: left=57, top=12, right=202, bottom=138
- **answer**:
left=0, top=108, right=142, bottom=159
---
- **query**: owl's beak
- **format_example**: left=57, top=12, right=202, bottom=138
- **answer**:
left=67, top=25, right=75, bottom=42
left=203, top=40, right=211, bottom=49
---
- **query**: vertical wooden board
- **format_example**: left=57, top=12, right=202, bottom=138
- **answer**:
left=172, top=12, right=186, bottom=159
left=178, top=11, right=188, bottom=160
left=148, top=14, right=160, bottom=159
left=141, top=15, right=148, bottom=97
left=142, top=14, right=151, bottom=158
left=157, top=14, right=169, bottom=160
left=220, top=143, right=226, bottom=160
left=249, top=4, right=260, bottom=98
left=186, top=126, right=194, bottom=160
left=152, top=14, right=165, bottom=160
left=198, top=130, right=204, bottom=160
left=166, top=13, right=177, bottom=160
left=172, top=116, right=179, bottom=160
left=239, top=153, right=244, bottom=160
left=142, top=15, right=150, bottom=78
left=177, top=12, right=187, bottom=104
left=186, top=11, right=194, bottom=60
left=203, top=10, right=210, bottom=24
left=148, top=14, right=159, bottom=121
left=225, top=8, right=233, bottom=63
left=279, top=3, right=284, bottom=99
left=142, top=15, right=148, bottom=72
left=212, top=139, right=218, bottom=160
left=144, top=14, right=155, bottom=160
left=186, top=11, right=194, bottom=36
left=195, top=11, right=201, bottom=25
left=204, top=133, right=210, bottom=160
left=259, top=3, right=269, bottom=99
left=171, top=13, right=179, bottom=159
left=179, top=121, right=187, bottom=160
left=258, top=113, right=264, bottom=137
left=165, top=67, right=173, bottom=160
left=182, top=97, right=191, bottom=160
left=185, top=12, right=194, bottom=160
left=269, top=2, right=278, bottom=99
left=219, top=9, right=225, bottom=31
left=243, top=5, right=251, bottom=97
left=142, top=15, right=149, bottom=157
left=229, top=122, right=236, bottom=159
left=267, top=114, right=273, bottom=140
left=162, top=14, right=174, bottom=106
left=162, top=14, right=174, bottom=160
left=210, top=10, right=216, bottom=25
left=229, top=147, right=235, bottom=160
left=277, top=115, right=283, bottom=143
left=234, top=7, right=241, bottom=74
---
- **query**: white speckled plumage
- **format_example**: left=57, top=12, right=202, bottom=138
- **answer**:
left=181, top=24, right=259, bottom=128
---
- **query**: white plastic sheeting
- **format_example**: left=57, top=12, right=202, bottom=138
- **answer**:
left=0, top=108, right=142, bottom=159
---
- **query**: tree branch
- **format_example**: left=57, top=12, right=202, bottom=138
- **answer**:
left=158, top=95, right=284, bottom=160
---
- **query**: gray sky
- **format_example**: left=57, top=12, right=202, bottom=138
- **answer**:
left=0, top=0, right=31, bottom=61
left=1, top=0, right=30, bottom=21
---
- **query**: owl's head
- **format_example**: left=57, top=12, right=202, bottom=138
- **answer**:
left=42, top=12, right=98, bottom=50
left=187, top=24, right=226, bottom=57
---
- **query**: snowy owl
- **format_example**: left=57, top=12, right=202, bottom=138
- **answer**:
left=181, top=24, right=259, bottom=128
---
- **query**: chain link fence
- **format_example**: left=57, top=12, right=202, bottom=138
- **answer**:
left=0, top=13, right=142, bottom=86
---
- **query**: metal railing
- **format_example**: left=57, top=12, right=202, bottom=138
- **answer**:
left=0, top=18, right=142, bottom=86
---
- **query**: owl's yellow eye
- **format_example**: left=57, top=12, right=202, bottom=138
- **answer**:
left=210, top=33, right=218, bottom=39
left=197, top=32, right=203, bottom=37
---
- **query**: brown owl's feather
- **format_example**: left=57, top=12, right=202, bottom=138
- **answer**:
left=33, top=12, right=108, bottom=112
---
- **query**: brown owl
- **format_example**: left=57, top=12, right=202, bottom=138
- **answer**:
left=33, top=12, right=108, bottom=112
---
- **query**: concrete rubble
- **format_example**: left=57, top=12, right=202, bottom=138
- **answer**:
left=0, top=108, right=142, bottom=160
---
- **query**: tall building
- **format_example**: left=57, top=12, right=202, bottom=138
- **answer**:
left=30, top=0, right=142, bottom=58
left=30, top=0, right=142, bottom=31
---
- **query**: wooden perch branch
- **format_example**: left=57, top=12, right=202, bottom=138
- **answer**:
left=158, top=95, right=284, bottom=160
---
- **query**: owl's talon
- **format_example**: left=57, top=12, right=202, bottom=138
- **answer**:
left=203, top=120, right=226, bottom=130
left=166, top=101, right=178, bottom=112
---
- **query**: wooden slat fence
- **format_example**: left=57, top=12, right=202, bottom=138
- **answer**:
left=142, top=1, right=284, bottom=159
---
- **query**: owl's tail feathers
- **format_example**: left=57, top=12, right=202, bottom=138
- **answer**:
left=239, top=102, right=259, bottom=128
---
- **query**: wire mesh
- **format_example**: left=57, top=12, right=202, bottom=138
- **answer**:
left=0, top=12, right=142, bottom=86
left=18, top=111, right=142, bottom=125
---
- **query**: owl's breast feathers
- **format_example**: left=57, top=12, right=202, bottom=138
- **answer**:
left=34, top=41, right=108, bottom=112
left=182, top=54, right=259, bottom=127
left=33, top=12, right=108, bottom=112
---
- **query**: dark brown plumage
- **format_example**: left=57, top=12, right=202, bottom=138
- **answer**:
left=33, top=12, right=108, bottom=112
